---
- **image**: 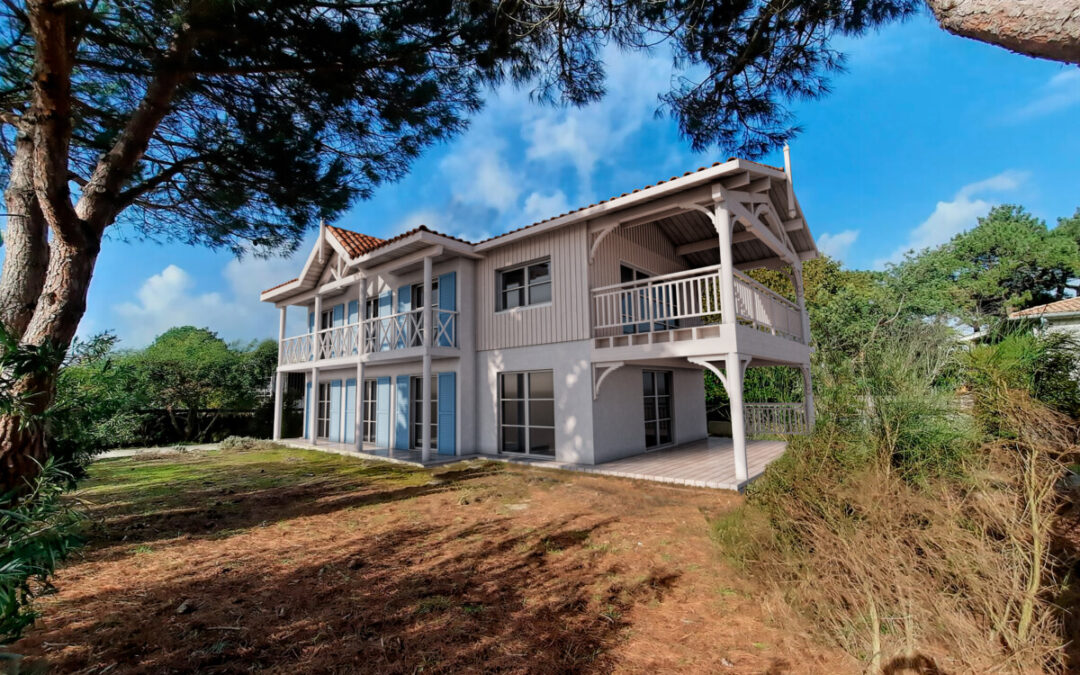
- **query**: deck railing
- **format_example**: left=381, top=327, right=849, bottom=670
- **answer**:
left=732, top=271, right=803, bottom=342
left=278, top=308, right=458, bottom=366
left=744, top=402, right=808, bottom=435
left=590, top=264, right=805, bottom=343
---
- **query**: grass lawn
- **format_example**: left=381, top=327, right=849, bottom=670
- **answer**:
left=12, top=444, right=845, bottom=674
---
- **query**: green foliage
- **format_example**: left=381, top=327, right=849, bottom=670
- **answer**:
left=0, top=324, right=64, bottom=422
left=893, top=205, right=1080, bottom=327
left=0, top=462, right=84, bottom=645
left=962, top=326, right=1080, bottom=422
left=49, top=333, right=147, bottom=473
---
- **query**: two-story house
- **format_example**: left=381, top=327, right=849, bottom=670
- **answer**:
left=260, top=155, right=819, bottom=489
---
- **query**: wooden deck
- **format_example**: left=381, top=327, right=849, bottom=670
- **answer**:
left=279, top=436, right=787, bottom=491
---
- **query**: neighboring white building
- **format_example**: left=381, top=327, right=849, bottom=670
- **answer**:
left=1009, top=297, right=1080, bottom=341
left=261, top=156, right=819, bottom=488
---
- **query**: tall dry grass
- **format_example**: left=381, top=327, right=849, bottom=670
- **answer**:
left=716, top=326, right=1080, bottom=673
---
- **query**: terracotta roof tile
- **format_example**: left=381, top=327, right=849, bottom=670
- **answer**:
left=261, top=277, right=299, bottom=294
left=326, top=225, right=384, bottom=257
left=1010, top=297, right=1080, bottom=318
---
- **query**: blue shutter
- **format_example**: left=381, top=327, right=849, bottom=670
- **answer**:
left=437, top=272, right=456, bottom=347
left=328, top=380, right=342, bottom=442
left=333, top=303, right=345, bottom=327
left=347, top=300, right=359, bottom=324
left=396, top=285, right=411, bottom=349
left=308, top=311, right=315, bottom=333
left=437, top=372, right=456, bottom=455
left=344, top=378, right=356, bottom=444
left=375, top=377, right=391, bottom=447
left=378, top=290, right=392, bottom=351
left=304, top=381, right=312, bottom=437
left=394, top=375, right=411, bottom=450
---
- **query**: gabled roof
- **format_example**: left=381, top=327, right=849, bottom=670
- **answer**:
left=261, top=156, right=816, bottom=301
left=1010, top=297, right=1080, bottom=318
left=325, top=225, right=384, bottom=257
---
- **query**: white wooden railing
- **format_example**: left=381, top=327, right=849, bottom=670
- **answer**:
left=592, top=264, right=724, bottom=336
left=733, top=271, right=803, bottom=342
left=279, top=308, right=458, bottom=366
left=744, top=402, right=808, bottom=435
left=362, top=308, right=458, bottom=353
left=590, top=264, right=805, bottom=343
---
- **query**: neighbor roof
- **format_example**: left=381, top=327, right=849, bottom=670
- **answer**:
left=1010, top=297, right=1080, bottom=318
left=325, top=225, right=384, bottom=258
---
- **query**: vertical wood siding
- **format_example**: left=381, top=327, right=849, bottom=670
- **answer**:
left=590, top=222, right=687, bottom=289
left=476, top=223, right=590, bottom=350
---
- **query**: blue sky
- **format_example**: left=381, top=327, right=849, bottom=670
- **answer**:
left=30, top=11, right=1080, bottom=347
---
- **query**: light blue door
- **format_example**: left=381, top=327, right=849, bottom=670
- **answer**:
left=394, top=375, right=410, bottom=450
left=437, top=372, right=456, bottom=455
left=375, top=377, right=391, bottom=447
left=347, top=300, right=360, bottom=355
left=344, top=378, right=356, bottom=444
left=437, top=272, right=456, bottom=347
left=328, top=379, right=342, bottom=442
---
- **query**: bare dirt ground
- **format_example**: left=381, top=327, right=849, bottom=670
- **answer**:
left=12, top=445, right=851, bottom=674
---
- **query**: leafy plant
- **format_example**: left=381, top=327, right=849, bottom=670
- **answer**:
left=0, top=461, right=84, bottom=645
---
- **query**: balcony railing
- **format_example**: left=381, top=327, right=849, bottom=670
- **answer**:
left=590, top=264, right=805, bottom=343
left=744, top=402, right=808, bottom=435
left=279, top=308, right=458, bottom=365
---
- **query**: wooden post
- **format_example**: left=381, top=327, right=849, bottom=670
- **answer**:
left=421, top=256, right=433, bottom=463
left=313, top=294, right=323, bottom=361
left=792, top=260, right=811, bottom=345
left=272, top=370, right=284, bottom=441
left=727, top=352, right=748, bottom=483
left=713, top=202, right=736, bottom=324
left=356, top=277, right=366, bottom=451
left=309, top=367, right=320, bottom=445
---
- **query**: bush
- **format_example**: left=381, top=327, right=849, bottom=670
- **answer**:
left=218, top=436, right=274, bottom=452
left=0, top=462, right=84, bottom=645
left=718, top=324, right=1079, bottom=672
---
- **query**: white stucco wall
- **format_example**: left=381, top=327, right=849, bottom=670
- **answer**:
left=474, top=339, right=594, bottom=463
left=592, top=365, right=707, bottom=464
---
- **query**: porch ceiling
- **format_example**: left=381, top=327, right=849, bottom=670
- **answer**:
left=646, top=210, right=776, bottom=269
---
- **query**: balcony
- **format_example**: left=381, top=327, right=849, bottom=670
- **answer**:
left=590, top=264, right=805, bottom=349
left=280, top=308, right=458, bottom=365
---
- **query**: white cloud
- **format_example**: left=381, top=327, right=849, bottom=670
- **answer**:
left=520, top=49, right=674, bottom=187
left=521, top=190, right=570, bottom=224
left=816, top=229, right=859, bottom=262
left=439, top=142, right=521, bottom=213
left=874, top=170, right=1028, bottom=268
left=1010, top=69, right=1080, bottom=122
left=114, top=244, right=309, bottom=347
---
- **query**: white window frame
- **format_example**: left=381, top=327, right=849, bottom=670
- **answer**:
left=499, top=370, right=556, bottom=457
left=496, top=258, right=552, bottom=312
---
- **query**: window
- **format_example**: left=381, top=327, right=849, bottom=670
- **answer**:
left=643, top=371, right=673, bottom=448
left=499, top=370, right=555, bottom=457
left=319, top=308, right=333, bottom=331
left=497, top=259, right=551, bottom=311
left=317, top=382, right=332, bottom=438
left=365, top=297, right=379, bottom=320
left=411, top=279, right=439, bottom=346
left=410, top=376, right=438, bottom=449
left=362, top=379, right=378, bottom=444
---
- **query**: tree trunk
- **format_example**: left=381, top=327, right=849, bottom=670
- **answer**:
left=0, top=236, right=100, bottom=493
left=0, top=123, right=49, bottom=338
left=925, top=0, right=1080, bottom=64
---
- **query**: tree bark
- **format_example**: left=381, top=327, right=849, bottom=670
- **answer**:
left=925, top=0, right=1080, bottom=65
left=0, top=122, right=49, bottom=339
left=0, top=3, right=195, bottom=492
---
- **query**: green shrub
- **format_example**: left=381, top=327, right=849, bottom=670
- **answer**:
left=0, top=462, right=84, bottom=645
